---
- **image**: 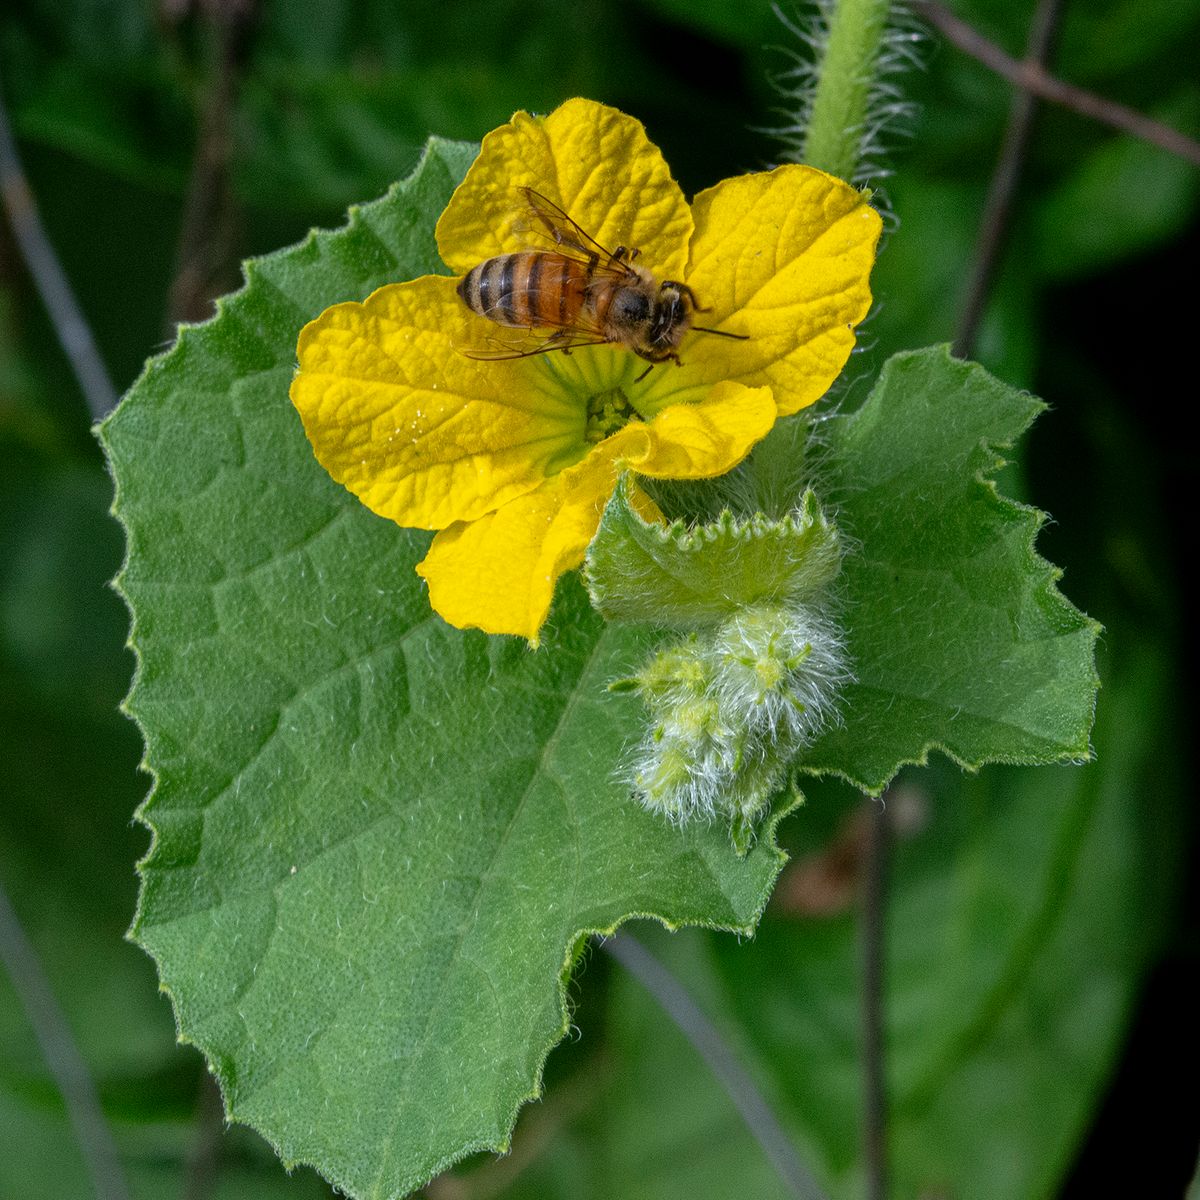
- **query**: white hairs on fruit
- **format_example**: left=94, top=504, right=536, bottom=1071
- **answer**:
left=628, top=597, right=851, bottom=827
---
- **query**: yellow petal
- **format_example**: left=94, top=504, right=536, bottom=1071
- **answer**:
left=417, top=439, right=629, bottom=643
left=416, top=382, right=776, bottom=641
left=291, top=275, right=585, bottom=530
left=635, top=381, right=777, bottom=479
left=436, top=98, right=692, bottom=282
left=653, top=164, right=881, bottom=417
left=626, top=479, right=666, bottom=526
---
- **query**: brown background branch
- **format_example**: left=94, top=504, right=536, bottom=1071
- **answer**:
left=166, top=0, right=259, bottom=327
left=915, top=0, right=1200, bottom=167
left=0, top=65, right=119, bottom=421
left=951, top=0, right=1068, bottom=357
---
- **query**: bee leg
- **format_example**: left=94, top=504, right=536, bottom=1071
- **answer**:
left=662, top=281, right=708, bottom=311
left=541, top=331, right=574, bottom=357
left=634, top=362, right=655, bottom=384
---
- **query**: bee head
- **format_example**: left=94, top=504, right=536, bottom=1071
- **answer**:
left=648, top=283, right=693, bottom=351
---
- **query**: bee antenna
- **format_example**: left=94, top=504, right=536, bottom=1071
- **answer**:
left=693, top=326, right=750, bottom=341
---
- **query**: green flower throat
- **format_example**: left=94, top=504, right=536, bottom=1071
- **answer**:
left=585, top=387, right=639, bottom=444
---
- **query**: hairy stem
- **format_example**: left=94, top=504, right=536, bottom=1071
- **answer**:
left=802, top=0, right=893, bottom=182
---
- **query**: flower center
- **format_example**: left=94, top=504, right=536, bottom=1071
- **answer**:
left=584, top=387, right=640, bottom=444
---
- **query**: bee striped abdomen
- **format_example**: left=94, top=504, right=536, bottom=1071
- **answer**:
left=458, top=252, right=588, bottom=329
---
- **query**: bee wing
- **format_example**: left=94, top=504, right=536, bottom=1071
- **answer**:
left=457, top=267, right=617, bottom=360
left=517, top=188, right=626, bottom=267
left=456, top=325, right=615, bottom=361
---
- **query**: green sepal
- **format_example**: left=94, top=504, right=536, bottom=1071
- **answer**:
left=585, top=475, right=842, bottom=627
left=729, top=810, right=757, bottom=857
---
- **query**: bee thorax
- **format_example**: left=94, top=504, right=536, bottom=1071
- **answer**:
left=610, top=288, right=652, bottom=328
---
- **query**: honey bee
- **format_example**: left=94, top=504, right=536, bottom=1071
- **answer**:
left=456, top=188, right=746, bottom=378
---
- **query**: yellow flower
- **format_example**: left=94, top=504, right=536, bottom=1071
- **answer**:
left=291, top=98, right=880, bottom=643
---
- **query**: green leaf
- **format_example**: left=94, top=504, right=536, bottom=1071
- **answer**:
left=99, top=141, right=788, bottom=1200
left=586, top=478, right=841, bottom=626
left=98, top=137, right=1098, bottom=1200
left=1033, top=90, right=1200, bottom=280
left=804, top=346, right=1100, bottom=793
left=464, top=627, right=1177, bottom=1200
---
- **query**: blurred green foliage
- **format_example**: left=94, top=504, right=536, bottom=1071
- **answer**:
left=1, top=0, right=1195, bottom=1195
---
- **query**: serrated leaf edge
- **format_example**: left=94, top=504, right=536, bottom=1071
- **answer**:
left=802, top=346, right=1102, bottom=797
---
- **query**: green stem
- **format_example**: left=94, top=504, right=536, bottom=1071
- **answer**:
left=802, top=0, right=892, bottom=183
